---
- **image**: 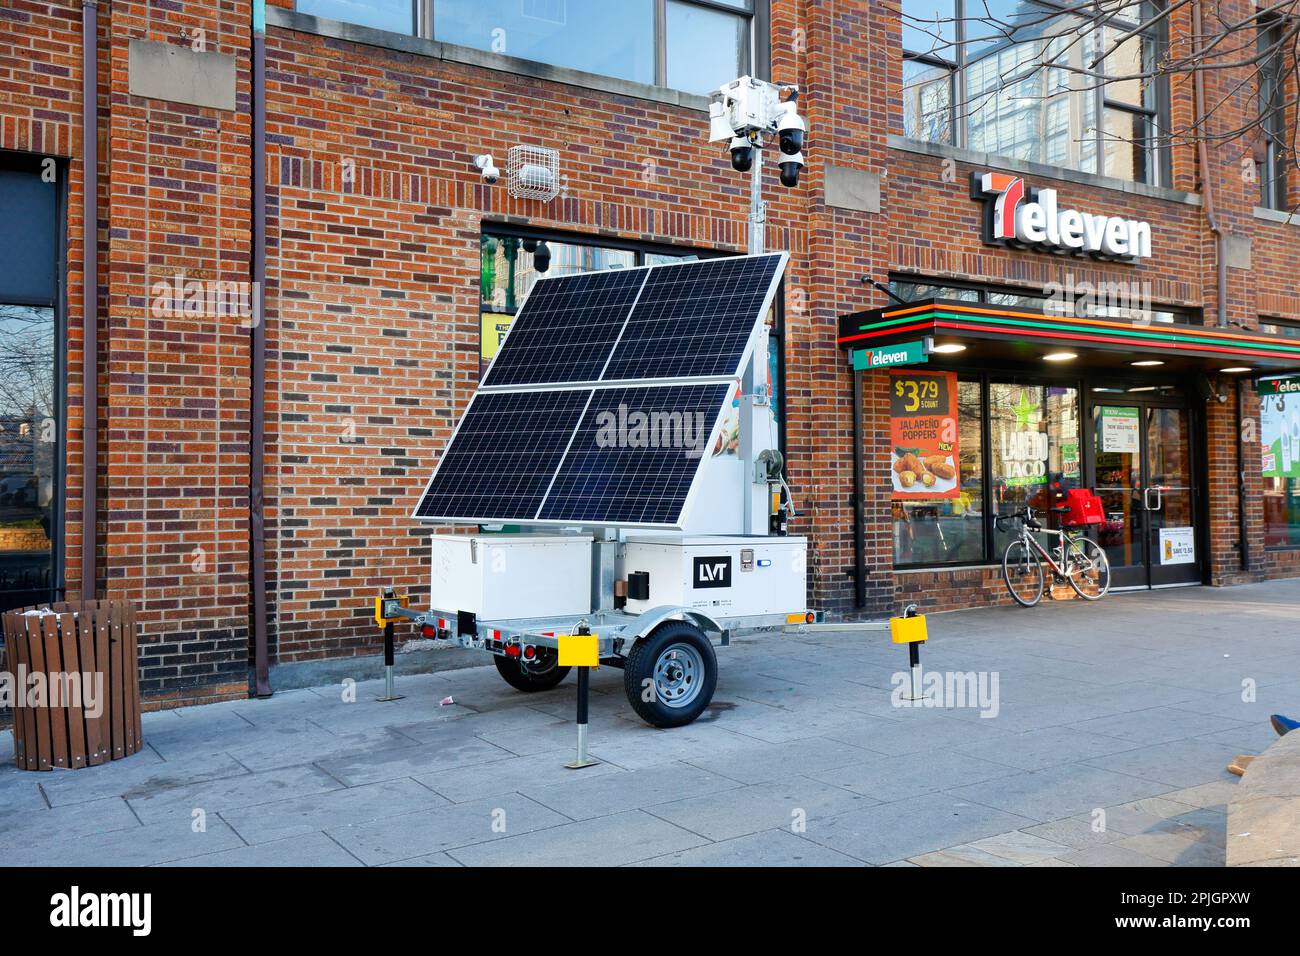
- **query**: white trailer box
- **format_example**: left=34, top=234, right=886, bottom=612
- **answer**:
left=622, top=535, right=807, bottom=618
left=429, top=534, right=592, bottom=620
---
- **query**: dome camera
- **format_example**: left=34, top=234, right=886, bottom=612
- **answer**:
left=729, top=136, right=754, bottom=172
left=473, top=153, right=500, bottom=185
left=779, top=151, right=804, bottom=187
left=777, top=108, right=805, bottom=155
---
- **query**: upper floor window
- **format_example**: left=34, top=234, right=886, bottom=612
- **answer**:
left=296, top=0, right=761, bottom=97
left=902, top=0, right=1169, bottom=186
left=1257, top=19, right=1289, bottom=210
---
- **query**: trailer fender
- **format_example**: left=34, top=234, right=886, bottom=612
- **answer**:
left=627, top=606, right=725, bottom=644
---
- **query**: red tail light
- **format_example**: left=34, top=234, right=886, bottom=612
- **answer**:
left=421, top=625, right=437, bottom=639
left=505, top=644, right=521, bottom=658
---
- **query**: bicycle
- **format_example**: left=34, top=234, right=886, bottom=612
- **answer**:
left=996, top=505, right=1111, bottom=607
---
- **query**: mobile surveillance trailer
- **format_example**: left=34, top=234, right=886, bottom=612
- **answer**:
left=384, top=252, right=816, bottom=728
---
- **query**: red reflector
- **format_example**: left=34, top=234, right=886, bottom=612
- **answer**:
left=437, top=619, right=446, bottom=629
left=522, top=645, right=536, bottom=660
left=505, top=644, right=521, bottom=658
left=491, top=629, right=501, bottom=640
left=421, top=625, right=437, bottom=638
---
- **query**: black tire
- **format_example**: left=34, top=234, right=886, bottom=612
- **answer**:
left=1066, top=537, right=1111, bottom=601
left=493, top=652, right=571, bottom=692
left=623, top=621, right=717, bottom=728
left=1002, top=539, right=1044, bottom=607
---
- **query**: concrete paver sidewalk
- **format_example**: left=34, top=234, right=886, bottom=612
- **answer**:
left=3, top=580, right=1298, bottom=867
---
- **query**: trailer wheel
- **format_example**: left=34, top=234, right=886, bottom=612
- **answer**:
left=493, top=652, right=571, bottom=692
left=623, top=621, right=717, bottom=728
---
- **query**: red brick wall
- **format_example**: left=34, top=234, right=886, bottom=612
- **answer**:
left=0, top=0, right=99, bottom=606
left=2, top=0, right=1299, bottom=702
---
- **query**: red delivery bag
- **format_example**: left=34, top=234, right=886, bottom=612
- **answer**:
left=1061, top=488, right=1105, bottom=526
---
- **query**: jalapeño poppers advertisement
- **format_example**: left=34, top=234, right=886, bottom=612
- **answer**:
left=890, top=369, right=959, bottom=498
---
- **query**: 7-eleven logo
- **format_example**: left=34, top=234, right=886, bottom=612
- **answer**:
left=977, top=172, right=1025, bottom=241
left=970, top=169, right=1153, bottom=260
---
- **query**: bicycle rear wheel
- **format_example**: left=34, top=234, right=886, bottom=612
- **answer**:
left=1066, top=537, right=1111, bottom=600
left=1002, top=539, right=1044, bottom=607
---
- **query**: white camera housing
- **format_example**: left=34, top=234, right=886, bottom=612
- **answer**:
left=473, top=153, right=500, bottom=185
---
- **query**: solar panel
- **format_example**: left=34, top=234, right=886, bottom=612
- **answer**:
left=481, top=267, right=645, bottom=388
left=602, top=254, right=783, bottom=381
left=537, top=383, right=731, bottom=526
left=413, top=253, right=788, bottom=528
left=412, top=389, right=590, bottom=522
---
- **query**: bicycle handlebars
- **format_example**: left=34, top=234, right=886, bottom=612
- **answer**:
left=996, top=506, right=1042, bottom=532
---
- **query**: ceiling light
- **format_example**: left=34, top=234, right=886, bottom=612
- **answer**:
left=1131, top=360, right=1163, bottom=366
left=1043, top=351, right=1077, bottom=362
left=1128, top=386, right=1157, bottom=392
left=1220, top=366, right=1251, bottom=373
left=930, top=343, right=966, bottom=354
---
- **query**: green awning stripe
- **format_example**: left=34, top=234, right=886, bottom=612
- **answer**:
left=853, top=310, right=1300, bottom=356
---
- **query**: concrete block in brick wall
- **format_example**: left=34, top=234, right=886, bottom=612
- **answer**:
left=128, top=39, right=236, bottom=111
left=825, top=165, right=882, bottom=214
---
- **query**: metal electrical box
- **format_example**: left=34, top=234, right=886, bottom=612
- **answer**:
left=621, top=536, right=807, bottom=617
left=429, top=535, right=592, bottom=621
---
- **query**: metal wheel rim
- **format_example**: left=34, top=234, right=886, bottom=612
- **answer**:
left=1004, top=540, right=1043, bottom=603
left=653, top=642, right=705, bottom=709
left=1068, top=539, right=1110, bottom=598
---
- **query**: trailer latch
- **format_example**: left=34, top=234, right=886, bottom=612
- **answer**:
left=374, top=591, right=409, bottom=628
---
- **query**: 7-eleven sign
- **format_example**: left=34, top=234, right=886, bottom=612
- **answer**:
left=971, top=170, right=1152, bottom=260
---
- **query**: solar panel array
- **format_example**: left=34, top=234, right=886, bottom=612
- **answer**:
left=481, top=253, right=784, bottom=388
left=414, top=253, right=787, bottom=528
left=412, top=390, right=589, bottom=522
left=538, top=384, right=730, bottom=525
left=604, top=256, right=785, bottom=381
left=482, top=268, right=645, bottom=388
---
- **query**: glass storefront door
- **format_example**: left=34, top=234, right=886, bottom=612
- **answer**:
left=1090, top=398, right=1201, bottom=589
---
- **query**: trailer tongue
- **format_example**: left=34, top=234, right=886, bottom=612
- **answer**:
left=386, top=252, right=820, bottom=728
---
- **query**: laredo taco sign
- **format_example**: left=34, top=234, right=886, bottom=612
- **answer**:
left=972, top=171, right=1153, bottom=261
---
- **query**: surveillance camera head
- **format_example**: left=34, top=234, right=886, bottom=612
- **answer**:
left=729, top=136, right=754, bottom=173
left=533, top=239, right=551, bottom=273
left=777, top=107, right=806, bottom=155
left=473, top=153, right=500, bottom=184
left=778, top=151, right=804, bottom=187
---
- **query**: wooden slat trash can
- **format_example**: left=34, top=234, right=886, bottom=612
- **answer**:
left=1, top=600, right=143, bottom=771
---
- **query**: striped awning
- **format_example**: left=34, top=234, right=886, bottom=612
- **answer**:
left=838, top=299, right=1300, bottom=372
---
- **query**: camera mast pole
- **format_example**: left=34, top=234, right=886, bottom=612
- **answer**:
left=749, top=135, right=766, bottom=255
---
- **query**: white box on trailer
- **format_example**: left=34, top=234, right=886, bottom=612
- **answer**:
left=429, top=534, right=592, bottom=620
left=622, top=535, right=807, bottom=618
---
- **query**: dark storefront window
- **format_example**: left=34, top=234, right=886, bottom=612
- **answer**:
left=901, top=0, right=1169, bottom=186
left=892, top=377, right=984, bottom=564
left=296, top=0, right=763, bottom=96
left=989, top=382, right=1081, bottom=554
left=892, top=376, right=1081, bottom=567
left=0, top=156, right=63, bottom=611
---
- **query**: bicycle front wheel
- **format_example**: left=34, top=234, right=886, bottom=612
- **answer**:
left=1066, top=537, right=1111, bottom=600
left=1002, top=539, right=1044, bottom=607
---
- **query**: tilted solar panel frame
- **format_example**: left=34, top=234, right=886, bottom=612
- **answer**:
left=411, top=252, right=789, bottom=530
